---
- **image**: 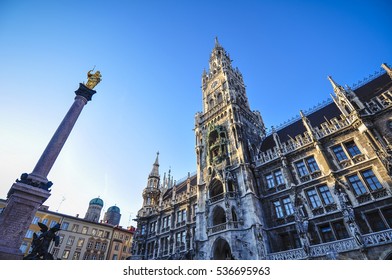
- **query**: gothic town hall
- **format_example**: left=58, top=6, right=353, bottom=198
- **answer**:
left=131, top=39, right=392, bottom=260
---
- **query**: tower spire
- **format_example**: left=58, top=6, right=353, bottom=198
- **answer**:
left=214, top=36, right=221, bottom=48
left=149, top=151, right=160, bottom=178
left=328, top=76, right=346, bottom=95
left=328, top=76, right=357, bottom=116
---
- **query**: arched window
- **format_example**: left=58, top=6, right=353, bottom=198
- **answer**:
left=210, top=180, right=224, bottom=198
left=212, top=206, right=226, bottom=226
left=231, top=208, right=238, bottom=228
left=227, top=180, right=235, bottom=192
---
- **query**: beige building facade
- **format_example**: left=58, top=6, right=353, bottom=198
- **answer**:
left=0, top=198, right=134, bottom=260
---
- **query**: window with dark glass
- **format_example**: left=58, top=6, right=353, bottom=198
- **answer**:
left=32, top=216, right=40, bottom=225
left=273, top=200, right=284, bottom=218
left=318, top=185, right=334, bottom=205
left=273, top=197, right=294, bottom=218
left=306, top=189, right=322, bottom=208
left=345, top=141, right=361, bottom=157
left=149, top=221, right=156, bottom=233
left=332, top=145, right=348, bottom=161
left=347, top=174, right=367, bottom=195
left=49, top=220, right=58, bottom=229
left=141, top=225, right=146, bottom=235
left=265, top=174, right=275, bottom=188
left=332, top=221, right=349, bottom=240
left=177, top=209, right=186, bottom=223
left=265, top=169, right=285, bottom=189
left=306, top=156, right=320, bottom=172
left=282, top=197, right=294, bottom=215
left=279, top=233, right=292, bottom=251
left=295, top=161, right=308, bottom=177
left=319, top=225, right=336, bottom=242
left=361, top=169, right=382, bottom=191
left=366, top=211, right=387, bottom=232
left=274, top=170, right=284, bottom=185
left=278, top=231, right=301, bottom=251
left=295, top=156, right=320, bottom=177
left=382, top=207, right=392, bottom=228
left=182, top=209, right=187, bottom=222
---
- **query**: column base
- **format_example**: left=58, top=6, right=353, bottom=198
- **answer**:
left=0, top=182, right=51, bottom=259
left=0, top=245, right=23, bottom=260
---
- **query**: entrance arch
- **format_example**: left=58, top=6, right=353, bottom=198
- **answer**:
left=212, top=238, right=232, bottom=260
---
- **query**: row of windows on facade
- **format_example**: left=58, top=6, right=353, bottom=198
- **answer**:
left=19, top=235, right=109, bottom=257
left=27, top=217, right=113, bottom=239
left=141, top=208, right=195, bottom=235
left=52, top=248, right=105, bottom=260
left=266, top=140, right=362, bottom=185
left=271, top=168, right=383, bottom=220
left=265, top=140, right=364, bottom=189
left=141, top=230, right=188, bottom=257
left=21, top=236, right=132, bottom=260
left=276, top=207, right=392, bottom=252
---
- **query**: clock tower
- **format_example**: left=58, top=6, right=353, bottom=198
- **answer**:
left=194, top=38, right=267, bottom=259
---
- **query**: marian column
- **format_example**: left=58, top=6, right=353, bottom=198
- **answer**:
left=0, top=70, right=102, bottom=259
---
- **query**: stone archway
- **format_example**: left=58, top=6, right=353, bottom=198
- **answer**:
left=212, top=238, right=232, bottom=260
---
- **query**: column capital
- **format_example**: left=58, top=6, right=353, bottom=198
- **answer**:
left=75, top=83, right=96, bottom=102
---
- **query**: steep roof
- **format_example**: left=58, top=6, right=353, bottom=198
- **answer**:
left=260, top=72, right=391, bottom=152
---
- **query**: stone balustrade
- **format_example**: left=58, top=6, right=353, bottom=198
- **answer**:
left=256, top=115, right=354, bottom=166
left=267, top=229, right=392, bottom=260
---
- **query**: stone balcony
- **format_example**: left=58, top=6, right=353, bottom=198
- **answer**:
left=267, top=228, right=392, bottom=260
left=207, top=221, right=240, bottom=236
left=208, top=191, right=237, bottom=205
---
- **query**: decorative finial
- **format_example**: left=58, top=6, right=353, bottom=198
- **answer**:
left=215, top=36, right=219, bottom=46
left=381, top=63, right=392, bottom=79
left=328, top=76, right=345, bottom=95
left=85, top=69, right=102, bottom=90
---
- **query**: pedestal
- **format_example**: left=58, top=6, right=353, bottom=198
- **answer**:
left=0, top=182, right=51, bottom=260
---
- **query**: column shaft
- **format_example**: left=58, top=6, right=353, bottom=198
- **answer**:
left=30, top=96, right=87, bottom=181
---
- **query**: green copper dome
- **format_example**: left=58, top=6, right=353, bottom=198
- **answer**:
left=107, top=205, right=120, bottom=213
left=89, top=197, right=104, bottom=207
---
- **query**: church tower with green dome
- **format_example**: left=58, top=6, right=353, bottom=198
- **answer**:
left=104, top=205, right=121, bottom=226
left=84, top=197, right=104, bottom=223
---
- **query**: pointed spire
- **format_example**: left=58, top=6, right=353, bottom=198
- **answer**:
left=382, top=63, right=392, bottom=79
left=328, top=76, right=345, bottom=95
left=272, top=126, right=283, bottom=156
left=214, top=36, right=220, bottom=48
left=149, top=152, right=160, bottom=178
left=300, top=110, right=317, bottom=141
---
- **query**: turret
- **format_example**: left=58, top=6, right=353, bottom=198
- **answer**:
left=328, top=76, right=357, bottom=116
left=142, top=152, right=161, bottom=207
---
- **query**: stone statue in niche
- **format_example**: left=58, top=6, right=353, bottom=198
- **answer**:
left=294, top=193, right=310, bottom=256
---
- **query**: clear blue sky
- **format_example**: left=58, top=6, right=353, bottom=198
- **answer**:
left=0, top=0, right=391, bottom=227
